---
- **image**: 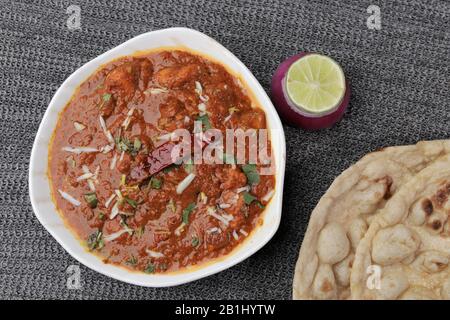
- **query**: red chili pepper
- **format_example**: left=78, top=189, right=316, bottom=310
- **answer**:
left=129, top=134, right=208, bottom=183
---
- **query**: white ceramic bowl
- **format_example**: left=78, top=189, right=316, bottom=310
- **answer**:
left=29, top=27, right=286, bottom=287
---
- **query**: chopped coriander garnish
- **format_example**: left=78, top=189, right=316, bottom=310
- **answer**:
left=125, top=197, right=137, bottom=209
left=243, top=192, right=265, bottom=208
left=241, top=164, right=260, bottom=185
left=192, top=237, right=200, bottom=247
left=126, top=255, right=137, bottom=266
left=243, top=192, right=257, bottom=205
left=163, top=164, right=177, bottom=173
left=150, top=177, right=162, bottom=189
left=182, top=202, right=196, bottom=224
left=196, top=114, right=212, bottom=131
left=116, top=137, right=131, bottom=152
left=98, top=212, right=105, bottom=220
left=87, top=230, right=103, bottom=251
left=102, top=93, right=111, bottom=102
left=144, top=263, right=155, bottom=274
left=84, top=192, right=98, bottom=208
left=256, top=202, right=265, bottom=209
left=133, top=137, right=141, bottom=151
left=116, top=136, right=141, bottom=156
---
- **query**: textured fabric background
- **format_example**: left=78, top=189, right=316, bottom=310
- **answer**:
left=0, top=0, right=448, bottom=299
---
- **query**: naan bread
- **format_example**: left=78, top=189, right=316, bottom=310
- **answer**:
left=293, top=140, right=450, bottom=300
left=351, top=154, right=450, bottom=300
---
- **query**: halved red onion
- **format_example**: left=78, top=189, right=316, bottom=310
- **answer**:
left=270, top=53, right=350, bottom=130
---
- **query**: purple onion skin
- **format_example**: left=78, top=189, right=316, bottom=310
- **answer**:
left=271, top=53, right=350, bottom=131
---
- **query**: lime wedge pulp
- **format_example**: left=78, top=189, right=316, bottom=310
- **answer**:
left=285, top=54, right=346, bottom=114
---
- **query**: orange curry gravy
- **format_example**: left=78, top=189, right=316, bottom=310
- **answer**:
left=49, top=50, right=275, bottom=273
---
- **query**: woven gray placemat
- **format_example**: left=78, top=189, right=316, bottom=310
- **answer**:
left=0, top=0, right=449, bottom=299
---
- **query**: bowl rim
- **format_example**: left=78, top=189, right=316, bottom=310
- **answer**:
left=29, top=27, right=286, bottom=287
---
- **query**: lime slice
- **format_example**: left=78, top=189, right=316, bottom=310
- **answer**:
left=285, top=54, right=346, bottom=114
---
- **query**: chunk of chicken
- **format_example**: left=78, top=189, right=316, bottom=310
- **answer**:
left=234, top=109, right=266, bottom=129
left=155, top=64, right=201, bottom=88
left=218, top=190, right=246, bottom=217
left=105, top=61, right=140, bottom=100
left=215, top=167, right=247, bottom=190
left=139, top=58, right=153, bottom=89
left=205, top=228, right=230, bottom=251
left=158, top=97, right=189, bottom=131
